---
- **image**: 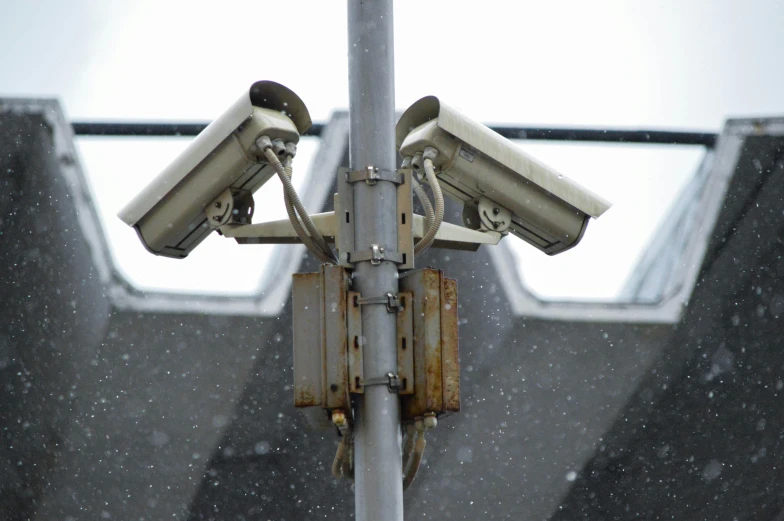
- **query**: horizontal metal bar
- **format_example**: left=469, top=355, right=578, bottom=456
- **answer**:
left=492, top=127, right=717, bottom=147
left=70, top=121, right=716, bottom=147
left=71, top=122, right=325, bottom=137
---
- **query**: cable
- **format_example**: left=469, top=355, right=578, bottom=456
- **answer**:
left=341, top=436, right=353, bottom=480
left=258, top=139, right=338, bottom=264
left=331, top=410, right=354, bottom=482
left=281, top=155, right=336, bottom=264
left=264, top=148, right=337, bottom=264
left=332, top=433, right=353, bottom=480
left=402, top=419, right=427, bottom=490
left=404, top=155, right=436, bottom=256
left=333, top=419, right=429, bottom=487
left=412, top=177, right=435, bottom=241
left=260, top=142, right=336, bottom=263
left=414, top=147, right=444, bottom=256
left=401, top=422, right=417, bottom=477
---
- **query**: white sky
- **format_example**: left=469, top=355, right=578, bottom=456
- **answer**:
left=2, top=0, right=783, bottom=300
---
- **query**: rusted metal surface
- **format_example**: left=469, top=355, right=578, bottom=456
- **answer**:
left=441, top=277, right=460, bottom=412
left=347, top=291, right=364, bottom=394
left=396, top=291, right=415, bottom=395
left=292, top=272, right=322, bottom=408
left=293, top=266, right=458, bottom=420
left=400, top=269, right=444, bottom=419
left=423, top=271, right=444, bottom=414
left=397, top=167, right=414, bottom=270
left=321, top=265, right=351, bottom=411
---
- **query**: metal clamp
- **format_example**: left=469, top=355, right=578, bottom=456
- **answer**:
left=337, top=167, right=414, bottom=270
left=347, top=244, right=405, bottom=265
left=361, top=373, right=402, bottom=393
left=356, top=292, right=402, bottom=312
left=346, top=166, right=404, bottom=186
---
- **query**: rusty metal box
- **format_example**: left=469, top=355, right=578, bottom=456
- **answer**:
left=399, top=269, right=460, bottom=419
left=292, top=265, right=351, bottom=418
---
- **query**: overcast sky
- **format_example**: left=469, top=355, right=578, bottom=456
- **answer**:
left=2, top=0, right=782, bottom=300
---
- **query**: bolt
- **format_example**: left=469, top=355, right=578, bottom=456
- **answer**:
left=212, top=216, right=221, bottom=222
left=214, top=202, right=222, bottom=208
left=330, top=384, right=339, bottom=392
left=493, top=207, right=500, bottom=215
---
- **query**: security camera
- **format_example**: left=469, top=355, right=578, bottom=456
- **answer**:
left=396, top=96, right=611, bottom=255
left=118, top=81, right=312, bottom=258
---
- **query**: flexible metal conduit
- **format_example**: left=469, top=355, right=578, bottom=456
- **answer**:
left=414, top=148, right=444, bottom=256
left=259, top=138, right=337, bottom=264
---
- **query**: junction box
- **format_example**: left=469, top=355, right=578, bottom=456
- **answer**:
left=292, top=265, right=460, bottom=428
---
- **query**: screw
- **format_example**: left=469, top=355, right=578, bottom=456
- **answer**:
left=493, top=207, right=500, bottom=215
left=214, top=202, right=221, bottom=208
left=212, top=216, right=221, bottom=222
left=330, top=384, right=339, bottom=392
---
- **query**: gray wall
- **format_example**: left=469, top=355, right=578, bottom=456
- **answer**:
left=0, top=105, right=111, bottom=519
left=553, top=135, right=784, bottom=521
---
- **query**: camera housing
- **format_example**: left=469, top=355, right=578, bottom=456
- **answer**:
left=397, top=96, right=611, bottom=255
left=118, top=81, right=312, bottom=258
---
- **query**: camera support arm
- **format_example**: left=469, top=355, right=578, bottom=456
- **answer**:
left=219, top=211, right=501, bottom=250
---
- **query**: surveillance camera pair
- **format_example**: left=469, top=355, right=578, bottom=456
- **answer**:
left=119, top=81, right=610, bottom=260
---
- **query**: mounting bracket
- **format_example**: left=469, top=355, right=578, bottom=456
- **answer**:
left=345, top=166, right=404, bottom=185
left=347, top=244, right=405, bottom=265
left=219, top=209, right=501, bottom=250
left=338, top=166, right=414, bottom=270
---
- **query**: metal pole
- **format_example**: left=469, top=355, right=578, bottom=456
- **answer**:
left=347, top=2, right=403, bottom=521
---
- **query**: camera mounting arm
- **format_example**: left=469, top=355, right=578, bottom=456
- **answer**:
left=218, top=210, right=501, bottom=251
left=220, top=211, right=338, bottom=245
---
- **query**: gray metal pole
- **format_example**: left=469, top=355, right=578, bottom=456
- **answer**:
left=347, top=1, right=403, bottom=521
